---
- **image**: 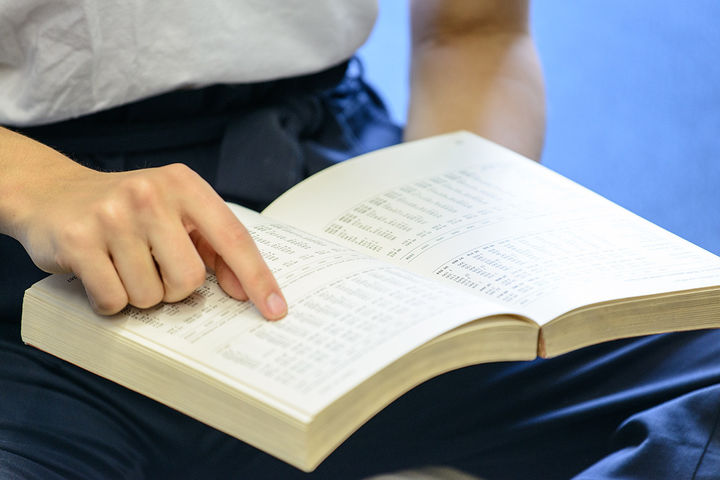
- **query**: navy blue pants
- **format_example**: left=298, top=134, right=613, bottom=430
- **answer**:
left=2, top=63, right=720, bottom=479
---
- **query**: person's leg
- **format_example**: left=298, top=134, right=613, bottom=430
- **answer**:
left=0, top=320, right=273, bottom=479
left=227, top=329, right=720, bottom=480
left=573, top=384, right=720, bottom=479
left=0, top=321, right=173, bottom=478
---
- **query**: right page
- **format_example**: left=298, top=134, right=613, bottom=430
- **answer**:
left=264, top=132, right=720, bottom=324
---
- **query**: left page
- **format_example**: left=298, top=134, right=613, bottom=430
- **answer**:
left=24, top=205, right=520, bottom=419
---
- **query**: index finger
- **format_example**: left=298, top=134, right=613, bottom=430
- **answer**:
left=179, top=177, right=287, bottom=320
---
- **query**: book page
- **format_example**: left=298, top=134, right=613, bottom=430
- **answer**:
left=34, top=205, right=514, bottom=418
left=263, top=132, right=720, bottom=323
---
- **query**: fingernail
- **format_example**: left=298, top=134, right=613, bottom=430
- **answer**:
left=265, top=292, right=287, bottom=320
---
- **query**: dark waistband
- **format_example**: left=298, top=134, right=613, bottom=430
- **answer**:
left=10, top=60, right=350, bottom=155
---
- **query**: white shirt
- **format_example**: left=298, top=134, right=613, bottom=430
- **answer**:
left=0, top=0, right=377, bottom=126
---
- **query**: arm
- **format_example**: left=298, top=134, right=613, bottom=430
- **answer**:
left=405, top=0, right=545, bottom=160
left=0, top=127, right=287, bottom=319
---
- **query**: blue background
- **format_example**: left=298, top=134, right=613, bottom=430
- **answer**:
left=358, top=0, right=720, bottom=256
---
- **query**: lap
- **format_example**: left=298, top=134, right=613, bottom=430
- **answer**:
left=4, top=321, right=720, bottom=479
left=3, top=73, right=719, bottom=478
left=279, top=329, right=720, bottom=479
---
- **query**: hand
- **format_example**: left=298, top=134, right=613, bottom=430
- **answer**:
left=13, top=153, right=287, bottom=320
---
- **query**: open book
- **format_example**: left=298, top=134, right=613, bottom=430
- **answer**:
left=22, top=132, right=720, bottom=471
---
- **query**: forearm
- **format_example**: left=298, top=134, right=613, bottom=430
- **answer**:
left=0, top=127, right=89, bottom=239
left=405, top=0, right=545, bottom=160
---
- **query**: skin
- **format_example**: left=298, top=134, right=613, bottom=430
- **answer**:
left=407, top=0, right=545, bottom=160
left=0, top=0, right=544, bottom=319
left=0, top=128, right=288, bottom=319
